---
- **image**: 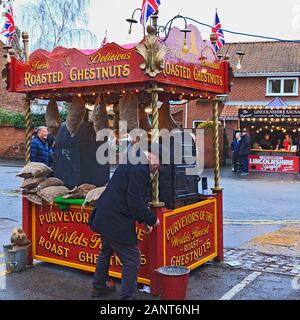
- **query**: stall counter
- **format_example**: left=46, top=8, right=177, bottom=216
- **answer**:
left=22, top=193, right=223, bottom=289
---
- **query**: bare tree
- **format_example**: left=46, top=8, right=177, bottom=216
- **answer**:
left=17, top=0, right=97, bottom=51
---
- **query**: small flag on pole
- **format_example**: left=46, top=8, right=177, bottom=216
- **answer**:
left=101, top=30, right=108, bottom=47
left=140, top=0, right=161, bottom=26
left=0, top=2, right=15, bottom=45
left=212, top=10, right=225, bottom=52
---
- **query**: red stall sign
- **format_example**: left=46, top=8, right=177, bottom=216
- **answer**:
left=32, top=204, right=151, bottom=284
left=249, top=155, right=299, bottom=173
left=163, top=199, right=217, bottom=269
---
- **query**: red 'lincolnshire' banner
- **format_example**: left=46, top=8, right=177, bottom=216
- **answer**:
left=249, top=155, right=299, bottom=173
left=163, top=200, right=217, bottom=268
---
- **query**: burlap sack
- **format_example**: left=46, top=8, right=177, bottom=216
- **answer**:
left=63, top=183, right=97, bottom=199
left=26, top=194, right=43, bottom=205
left=46, top=98, right=61, bottom=134
left=21, top=188, right=36, bottom=194
left=91, top=103, right=109, bottom=133
left=20, top=177, right=45, bottom=189
left=10, top=228, right=31, bottom=246
left=66, top=96, right=86, bottom=137
left=17, top=162, right=53, bottom=178
left=33, top=177, right=64, bottom=192
left=119, top=92, right=138, bottom=131
left=38, top=186, right=70, bottom=204
left=83, top=186, right=106, bottom=206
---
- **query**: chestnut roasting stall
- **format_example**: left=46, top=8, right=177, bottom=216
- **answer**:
left=6, top=22, right=231, bottom=294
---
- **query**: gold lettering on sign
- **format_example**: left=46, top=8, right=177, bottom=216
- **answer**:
left=162, top=62, right=223, bottom=87
left=24, top=71, right=64, bottom=87
left=193, top=67, right=223, bottom=87
left=163, top=63, right=191, bottom=80
left=31, top=60, right=50, bottom=71
left=88, top=52, right=132, bottom=65
left=64, top=57, right=71, bottom=67
left=69, top=65, right=130, bottom=81
left=46, top=225, right=89, bottom=248
left=199, top=60, right=221, bottom=70
left=38, top=235, right=70, bottom=258
left=165, top=208, right=215, bottom=266
left=170, top=239, right=211, bottom=266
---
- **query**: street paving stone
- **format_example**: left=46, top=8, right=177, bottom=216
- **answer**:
left=223, top=248, right=300, bottom=277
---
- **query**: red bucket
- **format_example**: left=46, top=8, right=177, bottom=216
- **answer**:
left=156, top=266, right=190, bottom=300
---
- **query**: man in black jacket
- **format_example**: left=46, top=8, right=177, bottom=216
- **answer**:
left=239, top=129, right=251, bottom=175
left=89, top=144, right=164, bottom=300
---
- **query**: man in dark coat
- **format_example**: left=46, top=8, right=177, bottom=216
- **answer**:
left=30, top=126, right=53, bottom=167
left=239, top=128, right=251, bottom=175
left=89, top=144, right=165, bottom=300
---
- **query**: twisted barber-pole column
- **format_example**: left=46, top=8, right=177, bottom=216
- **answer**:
left=212, top=99, right=221, bottom=190
left=212, top=98, right=224, bottom=262
left=149, top=83, right=164, bottom=207
left=24, top=97, right=31, bottom=164
left=22, top=32, right=31, bottom=164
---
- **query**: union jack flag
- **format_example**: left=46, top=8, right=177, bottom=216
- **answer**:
left=212, top=10, right=225, bottom=52
left=140, top=0, right=161, bottom=26
left=101, top=30, right=108, bottom=47
left=0, top=4, right=15, bottom=44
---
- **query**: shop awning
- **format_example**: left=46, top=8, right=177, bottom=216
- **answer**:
left=221, top=98, right=300, bottom=120
left=220, top=105, right=239, bottom=119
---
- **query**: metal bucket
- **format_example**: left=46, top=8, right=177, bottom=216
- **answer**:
left=156, top=266, right=190, bottom=300
left=3, top=244, right=30, bottom=272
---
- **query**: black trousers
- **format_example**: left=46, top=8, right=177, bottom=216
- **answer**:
left=93, top=237, right=141, bottom=300
left=232, top=153, right=241, bottom=171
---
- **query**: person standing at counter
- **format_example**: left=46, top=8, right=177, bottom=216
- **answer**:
left=283, top=134, right=293, bottom=151
left=89, top=143, right=165, bottom=300
left=30, top=126, right=53, bottom=167
left=260, top=133, right=273, bottom=150
left=239, top=128, right=251, bottom=176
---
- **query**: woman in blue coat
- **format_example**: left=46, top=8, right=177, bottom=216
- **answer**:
left=231, top=131, right=241, bottom=172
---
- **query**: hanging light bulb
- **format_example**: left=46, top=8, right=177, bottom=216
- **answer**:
left=181, top=26, right=191, bottom=54
left=236, top=50, right=245, bottom=70
left=236, top=59, right=242, bottom=70
left=145, top=106, right=152, bottom=113
left=182, top=36, right=189, bottom=54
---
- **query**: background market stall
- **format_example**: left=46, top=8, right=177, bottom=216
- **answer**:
left=6, top=15, right=231, bottom=294
left=238, top=98, right=300, bottom=173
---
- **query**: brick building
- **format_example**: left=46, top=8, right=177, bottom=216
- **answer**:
left=0, top=40, right=25, bottom=158
left=220, top=41, right=300, bottom=147
left=170, top=41, right=300, bottom=162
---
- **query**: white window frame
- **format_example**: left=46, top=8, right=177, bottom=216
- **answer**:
left=266, top=77, right=299, bottom=96
left=192, top=120, right=205, bottom=128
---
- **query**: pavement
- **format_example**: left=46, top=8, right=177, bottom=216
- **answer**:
left=0, top=160, right=300, bottom=300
